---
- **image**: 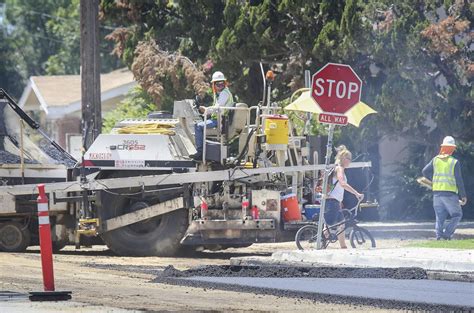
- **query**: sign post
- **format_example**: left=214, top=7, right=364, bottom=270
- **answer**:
left=310, top=63, right=362, bottom=250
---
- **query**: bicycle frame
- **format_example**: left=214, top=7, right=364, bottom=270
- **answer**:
left=320, top=198, right=363, bottom=245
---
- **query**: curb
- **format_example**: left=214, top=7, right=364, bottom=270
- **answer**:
left=270, top=248, right=474, bottom=272
left=230, top=257, right=474, bottom=282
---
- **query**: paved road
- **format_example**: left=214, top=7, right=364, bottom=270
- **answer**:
left=183, top=276, right=474, bottom=308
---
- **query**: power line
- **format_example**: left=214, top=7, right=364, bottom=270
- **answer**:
left=4, top=4, right=123, bottom=55
left=11, top=7, right=118, bottom=31
left=14, top=32, right=115, bottom=55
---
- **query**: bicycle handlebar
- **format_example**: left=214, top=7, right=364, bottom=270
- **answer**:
left=347, top=198, right=364, bottom=217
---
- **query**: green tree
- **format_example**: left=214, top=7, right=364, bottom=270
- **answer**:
left=43, top=0, right=122, bottom=75
left=101, top=0, right=473, bottom=219
left=5, top=0, right=65, bottom=77
left=357, top=1, right=473, bottom=218
left=0, top=27, right=26, bottom=96
left=2, top=0, right=122, bottom=97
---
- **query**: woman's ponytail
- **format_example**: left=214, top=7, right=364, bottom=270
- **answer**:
left=335, top=145, right=351, bottom=166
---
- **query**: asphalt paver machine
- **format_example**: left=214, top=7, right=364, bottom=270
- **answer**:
left=0, top=83, right=371, bottom=256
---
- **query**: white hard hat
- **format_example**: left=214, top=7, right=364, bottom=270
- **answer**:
left=441, top=136, right=456, bottom=147
left=211, top=71, right=226, bottom=82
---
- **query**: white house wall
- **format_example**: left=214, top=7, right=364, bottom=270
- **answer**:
left=46, top=81, right=136, bottom=119
left=378, top=135, right=410, bottom=217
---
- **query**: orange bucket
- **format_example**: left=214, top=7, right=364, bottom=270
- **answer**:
left=281, top=193, right=301, bottom=222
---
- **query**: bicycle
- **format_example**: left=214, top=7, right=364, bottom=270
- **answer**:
left=295, top=199, right=376, bottom=250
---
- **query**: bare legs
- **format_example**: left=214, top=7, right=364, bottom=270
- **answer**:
left=337, top=225, right=347, bottom=249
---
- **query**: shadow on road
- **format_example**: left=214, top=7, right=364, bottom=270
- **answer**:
left=24, top=246, right=272, bottom=259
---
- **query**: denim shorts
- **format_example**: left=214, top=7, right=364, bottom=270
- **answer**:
left=324, top=199, right=344, bottom=226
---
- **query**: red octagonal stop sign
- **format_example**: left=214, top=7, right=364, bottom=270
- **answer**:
left=311, top=63, right=362, bottom=114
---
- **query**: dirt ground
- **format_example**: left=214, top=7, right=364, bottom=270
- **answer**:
left=0, top=238, right=423, bottom=312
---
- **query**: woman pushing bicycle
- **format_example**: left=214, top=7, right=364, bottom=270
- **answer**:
left=324, top=145, right=364, bottom=249
left=295, top=147, right=375, bottom=250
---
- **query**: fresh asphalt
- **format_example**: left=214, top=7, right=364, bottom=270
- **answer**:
left=156, top=265, right=473, bottom=310
left=182, top=276, right=474, bottom=308
left=164, top=221, right=474, bottom=310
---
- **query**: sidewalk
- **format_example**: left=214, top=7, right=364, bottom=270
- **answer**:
left=231, top=247, right=474, bottom=274
left=359, top=221, right=474, bottom=239
left=360, top=221, right=474, bottom=230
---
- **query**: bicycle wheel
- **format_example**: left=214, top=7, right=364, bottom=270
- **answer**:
left=350, top=226, right=376, bottom=248
left=295, top=225, right=327, bottom=250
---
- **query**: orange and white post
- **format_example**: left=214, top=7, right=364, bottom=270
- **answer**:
left=30, top=184, right=71, bottom=301
left=36, top=184, right=55, bottom=291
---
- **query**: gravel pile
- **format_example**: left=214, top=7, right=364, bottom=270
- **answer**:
left=0, top=150, right=39, bottom=164
left=38, top=141, right=77, bottom=167
left=0, top=138, right=75, bottom=167
left=156, top=265, right=428, bottom=280
left=0, top=102, right=76, bottom=167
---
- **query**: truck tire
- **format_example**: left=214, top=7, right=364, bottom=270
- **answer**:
left=0, top=222, right=31, bottom=252
left=99, top=196, right=189, bottom=256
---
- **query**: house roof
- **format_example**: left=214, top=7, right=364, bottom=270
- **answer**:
left=19, top=68, right=136, bottom=117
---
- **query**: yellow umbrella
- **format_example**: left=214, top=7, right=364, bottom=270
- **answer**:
left=284, top=89, right=377, bottom=127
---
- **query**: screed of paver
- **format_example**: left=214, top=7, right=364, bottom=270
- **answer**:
left=182, top=277, right=474, bottom=308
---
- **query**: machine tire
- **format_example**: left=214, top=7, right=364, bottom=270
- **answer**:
left=99, top=194, right=189, bottom=256
left=0, top=222, right=31, bottom=252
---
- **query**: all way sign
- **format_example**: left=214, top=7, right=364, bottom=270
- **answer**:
left=311, top=63, right=362, bottom=126
left=318, top=113, right=348, bottom=125
left=309, top=62, right=367, bottom=250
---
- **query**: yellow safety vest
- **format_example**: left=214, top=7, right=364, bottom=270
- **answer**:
left=432, top=156, right=458, bottom=193
left=211, top=88, right=234, bottom=120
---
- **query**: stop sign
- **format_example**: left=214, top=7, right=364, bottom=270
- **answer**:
left=311, top=63, right=362, bottom=114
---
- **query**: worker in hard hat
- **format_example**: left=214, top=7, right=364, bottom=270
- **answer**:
left=422, top=136, right=467, bottom=240
left=190, top=71, right=234, bottom=161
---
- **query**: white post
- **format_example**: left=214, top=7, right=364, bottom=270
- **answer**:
left=316, top=124, right=335, bottom=249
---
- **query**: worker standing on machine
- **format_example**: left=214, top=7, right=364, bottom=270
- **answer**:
left=191, top=71, right=234, bottom=161
left=422, top=136, right=467, bottom=240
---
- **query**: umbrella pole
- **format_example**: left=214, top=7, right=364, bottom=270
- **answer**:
left=316, top=123, right=335, bottom=249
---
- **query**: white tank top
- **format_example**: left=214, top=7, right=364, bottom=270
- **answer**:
left=328, top=169, right=346, bottom=202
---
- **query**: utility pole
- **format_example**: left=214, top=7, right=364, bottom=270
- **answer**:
left=80, top=0, right=101, bottom=149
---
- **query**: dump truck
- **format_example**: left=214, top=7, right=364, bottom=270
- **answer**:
left=0, top=80, right=371, bottom=256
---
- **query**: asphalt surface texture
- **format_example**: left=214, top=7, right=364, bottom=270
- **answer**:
left=154, top=265, right=473, bottom=311
left=184, top=277, right=474, bottom=308
left=1, top=222, right=473, bottom=312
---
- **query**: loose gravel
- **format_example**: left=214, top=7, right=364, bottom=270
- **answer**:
left=0, top=150, right=39, bottom=164
left=0, top=102, right=76, bottom=167
left=84, top=263, right=167, bottom=276
left=38, top=140, right=77, bottom=167
left=155, top=265, right=428, bottom=280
